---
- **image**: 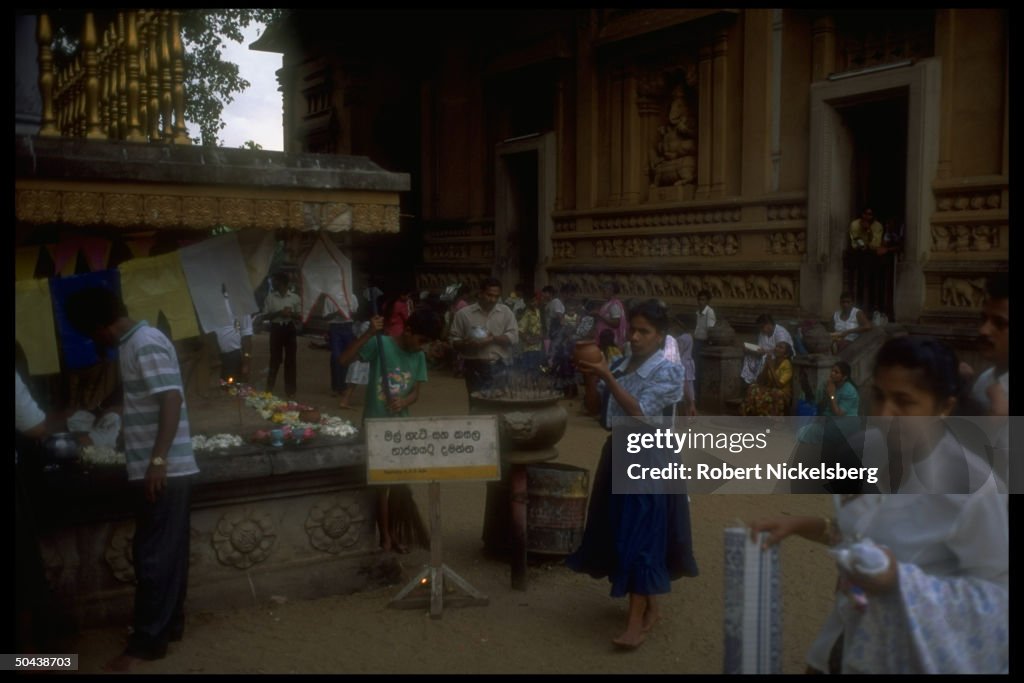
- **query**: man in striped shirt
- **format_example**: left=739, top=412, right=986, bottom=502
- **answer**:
left=66, top=287, right=198, bottom=671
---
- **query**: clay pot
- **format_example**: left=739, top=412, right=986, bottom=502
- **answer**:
left=572, top=340, right=603, bottom=365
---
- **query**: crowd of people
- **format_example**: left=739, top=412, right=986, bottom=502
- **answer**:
left=14, top=269, right=1009, bottom=672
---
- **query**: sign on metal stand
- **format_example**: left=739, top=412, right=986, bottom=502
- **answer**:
left=365, top=415, right=499, bottom=618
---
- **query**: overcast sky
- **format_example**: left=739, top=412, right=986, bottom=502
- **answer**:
left=213, top=22, right=284, bottom=151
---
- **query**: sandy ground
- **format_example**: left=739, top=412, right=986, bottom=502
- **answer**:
left=68, top=331, right=837, bottom=674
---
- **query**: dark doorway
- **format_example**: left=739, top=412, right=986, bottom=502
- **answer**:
left=839, top=93, right=908, bottom=320
left=503, top=151, right=539, bottom=292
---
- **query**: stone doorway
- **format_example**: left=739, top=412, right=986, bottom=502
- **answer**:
left=495, top=132, right=556, bottom=295
left=803, top=59, right=941, bottom=324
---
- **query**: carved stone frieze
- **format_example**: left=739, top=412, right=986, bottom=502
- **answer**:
left=592, top=209, right=741, bottom=231
left=416, top=271, right=485, bottom=293
left=593, top=233, right=739, bottom=258
left=548, top=271, right=797, bottom=302
left=767, top=231, right=806, bottom=255
left=765, top=204, right=806, bottom=220
left=425, top=227, right=472, bottom=240
left=104, top=522, right=136, bottom=584
left=552, top=240, right=576, bottom=260
left=212, top=509, right=276, bottom=569
left=425, top=244, right=471, bottom=260
left=553, top=219, right=577, bottom=233
left=930, top=224, right=1000, bottom=253
left=939, top=277, right=988, bottom=308
left=305, top=496, right=365, bottom=554
left=934, top=191, right=1001, bottom=212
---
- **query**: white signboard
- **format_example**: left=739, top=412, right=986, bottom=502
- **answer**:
left=365, top=415, right=500, bottom=484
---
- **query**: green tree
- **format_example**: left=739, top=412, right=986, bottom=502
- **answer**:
left=46, top=9, right=283, bottom=147
left=240, top=140, right=264, bottom=151
left=180, top=9, right=283, bottom=147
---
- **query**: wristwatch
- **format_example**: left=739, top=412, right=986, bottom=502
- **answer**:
left=151, top=456, right=168, bottom=467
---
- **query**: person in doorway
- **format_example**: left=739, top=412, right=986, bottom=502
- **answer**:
left=65, top=287, right=198, bottom=672
left=567, top=299, right=699, bottom=649
left=261, top=271, right=301, bottom=398
left=847, top=207, right=885, bottom=314
left=831, top=291, right=873, bottom=353
left=338, top=308, right=443, bottom=553
left=449, top=278, right=519, bottom=397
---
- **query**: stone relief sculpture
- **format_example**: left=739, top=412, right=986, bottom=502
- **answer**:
left=747, top=275, right=773, bottom=300
left=212, top=509, right=277, bottom=569
left=649, top=68, right=699, bottom=189
left=306, top=497, right=365, bottom=554
left=105, top=523, right=137, bottom=584
left=941, top=277, right=988, bottom=308
left=770, top=275, right=795, bottom=301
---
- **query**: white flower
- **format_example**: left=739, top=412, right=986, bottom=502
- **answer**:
left=319, top=416, right=358, bottom=438
left=192, top=433, right=244, bottom=452
left=82, top=445, right=126, bottom=466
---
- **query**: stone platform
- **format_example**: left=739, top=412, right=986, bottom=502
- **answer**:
left=31, top=435, right=389, bottom=630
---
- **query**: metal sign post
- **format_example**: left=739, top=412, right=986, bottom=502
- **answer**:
left=364, top=415, right=499, bottom=618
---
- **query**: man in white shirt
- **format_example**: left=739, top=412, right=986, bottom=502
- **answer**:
left=215, top=285, right=253, bottom=383
left=693, top=290, right=716, bottom=401
left=449, top=278, right=519, bottom=396
left=261, top=271, right=302, bottom=398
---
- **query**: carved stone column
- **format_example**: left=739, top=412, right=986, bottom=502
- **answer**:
left=608, top=61, right=626, bottom=206
left=811, top=15, right=836, bottom=82
left=711, top=30, right=728, bottom=198
left=695, top=42, right=713, bottom=199
left=636, top=71, right=662, bottom=200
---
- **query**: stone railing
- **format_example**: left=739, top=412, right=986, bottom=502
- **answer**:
left=36, top=10, right=190, bottom=144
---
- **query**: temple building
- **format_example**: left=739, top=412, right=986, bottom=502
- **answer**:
left=252, top=8, right=1008, bottom=347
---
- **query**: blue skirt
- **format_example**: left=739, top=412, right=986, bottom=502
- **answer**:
left=566, top=435, right=699, bottom=597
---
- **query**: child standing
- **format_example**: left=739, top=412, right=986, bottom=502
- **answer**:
left=338, top=309, right=443, bottom=553
left=337, top=316, right=371, bottom=409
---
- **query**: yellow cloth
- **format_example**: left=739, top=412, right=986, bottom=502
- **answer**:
left=15, top=279, right=60, bottom=375
left=15, top=246, right=39, bottom=281
left=118, top=251, right=201, bottom=340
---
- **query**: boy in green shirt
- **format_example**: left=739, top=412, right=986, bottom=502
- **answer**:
left=339, top=308, right=442, bottom=552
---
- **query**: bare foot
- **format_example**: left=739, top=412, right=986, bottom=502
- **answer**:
left=103, top=654, right=144, bottom=672
left=641, top=608, right=661, bottom=633
left=338, top=403, right=353, bottom=410
left=611, top=630, right=646, bottom=650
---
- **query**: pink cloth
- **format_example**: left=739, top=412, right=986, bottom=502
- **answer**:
left=595, top=297, right=629, bottom=348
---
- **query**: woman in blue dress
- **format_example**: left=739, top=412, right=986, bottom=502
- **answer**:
left=566, top=299, right=699, bottom=649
